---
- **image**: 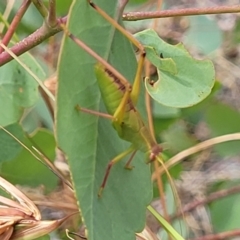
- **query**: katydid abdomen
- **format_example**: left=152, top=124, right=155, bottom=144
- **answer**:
left=94, top=63, right=162, bottom=159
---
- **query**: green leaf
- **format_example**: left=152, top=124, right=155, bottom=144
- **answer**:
left=0, top=52, right=45, bottom=126
left=56, top=1, right=152, bottom=240
left=153, top=102, right=181, bottom=118
left=181, top=81, right=221, bottom=123
left=22, top=95, right=53, bottom=134
left=0, top=123, right=24, bottom=162
left=210, top=181, right=240, bottom=232
left=161, top=121, right=197, bottom=153
left=183, top=15, right=223, bottom=54
left=55, top=0, right=72, bottom=15
left=12, top=2, right=43, bottom=33
left=233, top=18, right=240, bottom=44
left=135, top=29, right=215, bottom=108
left=144, top=46, right=177, bottom=74
left=0, top=129, right=58, bottom=191
left=205, top=103, right=240, bottom=156
left=35, top=235, right=50, bottom=240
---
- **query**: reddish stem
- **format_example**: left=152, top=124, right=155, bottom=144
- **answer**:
left=123, top=5, right=240, bottom=21
left=190, top=229, right=240, bottom=240
left=173, top=184, right=240, bottom=219
left=0, top=17, right=67, bottom=67
left=1, top=5, right=240, bottom=66
left=0, top=0, right=31, bottom=53
left=48, top=0, right=57, bottom=27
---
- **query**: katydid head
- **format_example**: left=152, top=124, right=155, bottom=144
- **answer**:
left=149, top=144, right=162, bottom=162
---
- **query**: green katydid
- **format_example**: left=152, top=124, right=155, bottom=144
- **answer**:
left=61, top=0, right=175, bottom=198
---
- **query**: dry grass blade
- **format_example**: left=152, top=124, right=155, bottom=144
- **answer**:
left=136, top=226, right=159, bottom=240
left=10, top=217, right=70, bottom=240
left=0, top=221, right=14, bottom=235
left=152, top=133, right=240, bottom=178
left=0, top=226, right=13, bottom=240
left=0, top=196, right=33, bottom=216
left=0, top=176, right=40, bottom=220
left=0, top=206, right=30, bottom=222
left=0, top=176, right=76, bottom=240
left=0, top=126, right=73, bottom=190
left=65, top=229, right=87, bottom=240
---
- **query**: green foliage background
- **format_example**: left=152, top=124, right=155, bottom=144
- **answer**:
left=0, top=0, right=240, bottom=239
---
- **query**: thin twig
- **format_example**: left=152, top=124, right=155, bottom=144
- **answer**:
left=123, top=5, right=240, bottom=21
left=39, top=85, right=55, bottom=120
left=0, top=0, right=15, bottom=33
left=173, top=184, right=240, bottom=219
left=190, top=229, right=240, bottom=240
left=31, top=0, right=48, bottom=18
left=48, top=0, right=57, bottom=27
left=0, top=0, right=31, bottom=53
left=0, top=17, right=67, bottom=67
left=0, top=5, right=240, bottom=66
left=144, top=0, right=170, bottom=224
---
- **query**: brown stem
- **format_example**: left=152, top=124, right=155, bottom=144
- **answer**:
left=123, top=5, right=240, bottom=21
left=190, top=229, right=240, bottom=240
left=0, top=17, right=67, bottom=67
left=1, top=5, right=240, bottom=66
left=173, top=184, right=240, bottom=220
left=48, top=0, right=57, bottom=27
left=39, top=86, right=54, bottom=120
left=0, top=0, right=31, bottom=53
left=31, top=0, right=48, bottom=18
left=144, top=0, right=171, bottom=225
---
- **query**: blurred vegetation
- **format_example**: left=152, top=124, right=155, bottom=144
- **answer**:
left=1, top=0, right=240, bottom=240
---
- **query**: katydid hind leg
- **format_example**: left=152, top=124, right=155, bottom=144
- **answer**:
left=98, top=146, right=135, bottom=197
left=60, top=24, right=130, bottom=88
left=112, top=84, right=132, bottom=125
left=87, top=0, right=145, bottom=53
